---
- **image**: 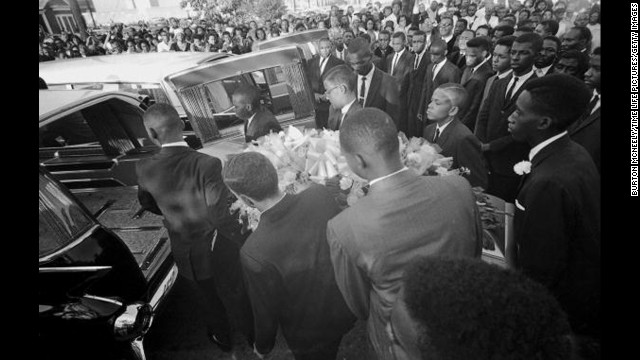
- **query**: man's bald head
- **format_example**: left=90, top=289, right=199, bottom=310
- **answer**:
left=339, top=108, right=399, bottom=161
left=346, top=37, right=372, bottom=56
left=429, top=39, right=448, bottom=63
left=143, top=103, right=184, bottom=144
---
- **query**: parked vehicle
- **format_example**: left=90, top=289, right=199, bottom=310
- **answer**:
left=252, top=28, right=328, bottom=61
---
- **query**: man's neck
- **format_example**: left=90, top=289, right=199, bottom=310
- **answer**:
left=367, top=161, right=405, bottom=182
left=513, top=66, right=533, bottom=76
left=340, top=96, right=357, bottom=111
left=254, top=191, right=286, bottom=213
left=161, top=135, right=184, bottom=145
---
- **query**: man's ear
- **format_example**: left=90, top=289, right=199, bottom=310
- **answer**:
left=146, top=127, right=161, bottom=146
left=537, top=116, right=553, bottom=130
left=449, top=105, right=460, bottom=117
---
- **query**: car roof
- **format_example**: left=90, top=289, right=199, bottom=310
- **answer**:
left=39, top=52, right=230, bottom=85
left=39, top=89, right=141, bottom=122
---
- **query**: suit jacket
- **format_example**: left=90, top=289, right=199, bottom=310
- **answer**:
left=327, top=100, right=362, bottom=130
left=459, top=60, right=495, bottom=132
left=568, top=108, right=600, bottom=172
left=245, top=107, right=283, bottom=142
left=399, top=50, right=432, bottom=138
left=384, top=50, right=415, bottom=82
left=424, top=119, right=488, bottom=189
left=362, top=66, right=401, bottom=125
left=241, top=185, right=355, bottom=354
left=447, top=48, right=467, bottom=70
left=514, top=135, right=600, bottom=337
left=136, top=146, right=241, bottom=281
left=474, top=73, right=537, bottom=176
left=306, top=54, right=344, bottom=95
left=416, top=60, right=462, bottom=124
left=374, top=46, right=394, bottom=61
left=327, top=171, right=482, bottom=360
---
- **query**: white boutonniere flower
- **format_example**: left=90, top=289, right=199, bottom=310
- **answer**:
left=513, top=161, right=532, bottom=175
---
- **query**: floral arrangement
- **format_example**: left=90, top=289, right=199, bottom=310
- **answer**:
left=229, top=126, right=478, bottom=231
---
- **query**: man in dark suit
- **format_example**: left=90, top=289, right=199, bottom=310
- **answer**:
left=447, top=29, right=475, bottom=71
left=568, top=47, right=600, bottom=172
left=222, top=152, right=356, bottom=360
left=399, top=30, right=431, bottom=138
left=305, top=37, right=344, bottom=129
left=232, top=85, right=282, bottom=143
left=458, top=36, right=495, bottom=132
left=135, top=103, right=252, bottom=352
left=324, top=64, right=362, bottom=130
left=328, top=108, right=482, bottom=360
left=416, top=39, right=462, bottom=127
left=373, top=30, right=394, bottom=60
left=424, top=83, right=488, bottom=189
left=480, top=36, right=516, bottom=109
left=533, top=35, right=560, bottom=77
left=474, top=33, right=542, bottom=203
left=384, top=32, right=415, bottom=83
left=346, top=37, right=401, bottom=125
left=508, top=74, right=600, bottom=358
left=438, top=16, right=457, bottom=55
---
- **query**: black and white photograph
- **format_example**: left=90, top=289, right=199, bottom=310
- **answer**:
left=39, top=0, right=605, bottom=359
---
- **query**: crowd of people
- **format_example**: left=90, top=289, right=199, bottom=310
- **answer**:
left=46, top=0, right=602, bottom=359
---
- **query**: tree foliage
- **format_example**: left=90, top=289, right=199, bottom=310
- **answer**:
left=180, top=0, right=287, bottom=24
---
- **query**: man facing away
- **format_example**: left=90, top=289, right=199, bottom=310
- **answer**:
left=324, top=64, right=362, bottom=131
left=508, top=74, right=600, bottom=359
left=135, top=103, right=253, bottom=352
left=232, top=85, right=282, bottom=143
left=222, top=152, right=356, bottom=360
left=327, top=108, right=482, bottom=360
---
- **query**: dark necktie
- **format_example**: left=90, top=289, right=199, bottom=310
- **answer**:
left=391, top=53, right=399, bottom=74
left=505, top=76, right=519, bottom=100
left=319, top=57, right=327, bottom=74
left=433, top=127, right=440, bottom=142
left=587, top=94, right=600, bottom=114
left=359, top=76, right=366, bottom=106
left=337, top=112, right=346, bottom=129
left=414, top=54, right=420, bottom=70
left=574, top=94, right=600, bottom=128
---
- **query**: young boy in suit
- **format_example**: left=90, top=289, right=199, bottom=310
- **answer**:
left=424, top=83, right=488, bottom=189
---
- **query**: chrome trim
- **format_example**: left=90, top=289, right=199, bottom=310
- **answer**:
left=148, top=264, right=178, bottom=310
left=39, top=265, right=112, bottom=273
left=71, top=185, right=139, bottom=194
left=39, top=224, right=100, bottom=263
left=130, top=337, right=146, bottom=360
left=83, top=294, right=124, bottom=306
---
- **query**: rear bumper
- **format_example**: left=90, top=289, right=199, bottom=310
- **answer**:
left=149, top=263, right=178, bottom=310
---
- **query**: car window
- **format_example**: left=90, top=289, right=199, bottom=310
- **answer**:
left=39, top=170, right=94, bottom=259
left=47, top=83, right=171, bottom=106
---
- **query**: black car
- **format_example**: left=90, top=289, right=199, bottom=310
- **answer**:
left=39, top=90, right=178, bottom=359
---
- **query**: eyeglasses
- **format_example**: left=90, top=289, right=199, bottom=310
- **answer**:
left=324, top=84, right=344, bottom=96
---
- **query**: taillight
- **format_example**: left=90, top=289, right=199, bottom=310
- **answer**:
left=113, top=302, right=154, bottom=341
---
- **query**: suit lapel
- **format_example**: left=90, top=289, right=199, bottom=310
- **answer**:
left=531, top=134, right=571, bottom=169
left=570, top=108, right=600, bottom=134
left=503, top=73, right=538, bottom=110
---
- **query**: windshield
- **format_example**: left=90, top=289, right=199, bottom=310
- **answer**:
left=47, top=82, right=171, bottom=105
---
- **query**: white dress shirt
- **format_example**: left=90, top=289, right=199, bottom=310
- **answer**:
left=357, top=65, right=376, bottom=104
left=162, top=141, right=189, bottom=148
left=390, top=48, right=406, bottom=74
left=505, top=69, right=535, bottom=99
left=589, top=89, right=601, bottom=115
left=432, top=59, right=447, bottom=80
left=534, top=64, right=553, bottom=77
left=369, top=167, right=409, bottom=187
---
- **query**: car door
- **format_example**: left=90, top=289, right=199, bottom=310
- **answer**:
left=163, top=45, right=317, bottom=156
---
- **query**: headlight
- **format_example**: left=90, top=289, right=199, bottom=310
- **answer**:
left=113, top=302, right=154, bottom=341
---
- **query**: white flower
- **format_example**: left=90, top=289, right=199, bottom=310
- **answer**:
left=339, top=176, right=354, bottom=190
left=513, top=161, right=532, bottom=175
left=406, top=152, right=422, bottom=165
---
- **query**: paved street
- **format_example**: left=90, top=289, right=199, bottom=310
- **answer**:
left=145, top=276, right=370, bottom=360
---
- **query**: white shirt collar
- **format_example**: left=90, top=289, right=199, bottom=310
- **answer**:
left=529, top=131, right=567, bottom=161
left=507, top=68, right=535, bottom=93
left=591, top=89, right=601, bottom=114
left=473, top=56, right=491, bottom=72
left=394, top=48, right=406, bottom=58
left=162, top=141, right=189, bottom=148
left=442, top=34, right=453, bottom=43
left=369, top=167, right=409, bottom=186
left=260, top=192, right=287, bottom=215
left=433, top=58, right=447, bottom=79
left=341, top=98, right=357, bottom=114
left=436, top=118, right=455, bottom=133
left=534, top=64, right=553, bottom=76
left=247, top=112, right=257, bottom=127
left=497, top=69, right=513, bottom=79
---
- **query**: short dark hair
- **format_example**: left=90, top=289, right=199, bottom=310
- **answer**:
left=359, top=32, right=372, bottom=43
left=540, top=19, right=559, bottom=35
left=592, top=46, right=601, bottom=56
left=343, top=29, right=355, bottom=36
left=402, top=256, right=574, bottom=360
left=339, top=108, right=399, bottom=160
left=222, top=152, right=279, bottom=201
left=514, top=32, right=543, bottom=52
left=456, top=18, right=468, bottom=28
left=522, top=73, right=592, bottom=130
left=466, top=36, right=492, bottom=52
left=517, top=25, right=534, bottom=33
left=557, top=49, right=590, bottom=79
left=569, top=26, right=592, bottom=43
left=295, top=23, right=307, bottom=31
left=493, top=24, right=515, bottom=36
left=412, top=30, right=426, bottom=39
left=542, top=35, right=561, bottom=50
left=378, top=29, right=391, bottom=38
left=391, top=31, right=406, bottom=42
left=346, top=37, right=372, bottom=55
left=324, top=64, right=357, bottom=92
left=476, top=25, right=490, bottom=33
left=495, top=35, right=516, bottom=48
